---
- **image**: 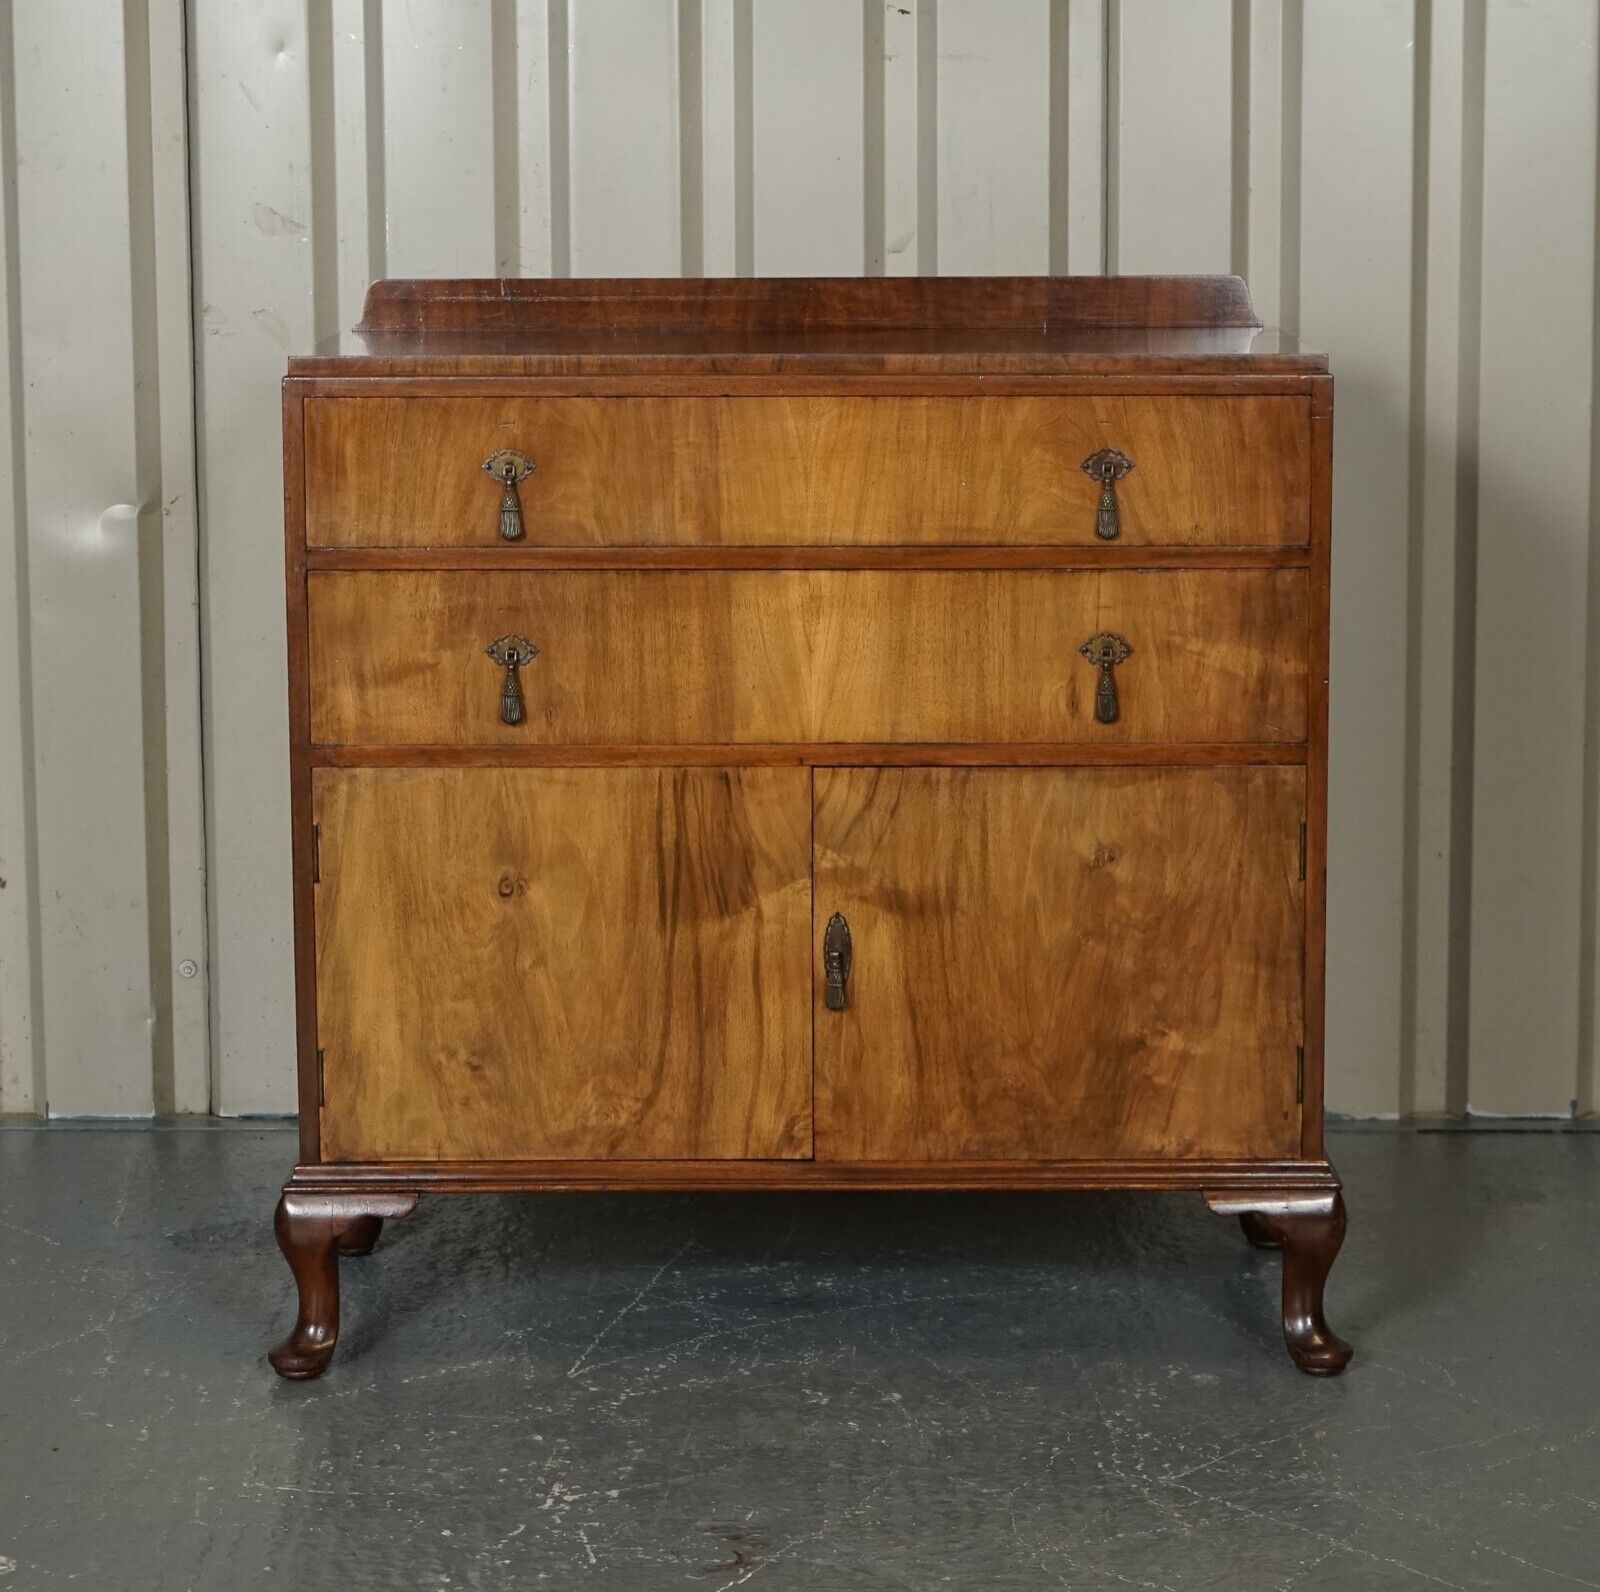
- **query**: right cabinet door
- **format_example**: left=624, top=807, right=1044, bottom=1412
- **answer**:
left=813, top=766, right=1305, bottom=1161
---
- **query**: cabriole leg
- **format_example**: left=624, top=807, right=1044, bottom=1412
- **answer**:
left=1268, top=1193, right=1352, bottom=1375
left=1208, top=1189, right=1353, bottom=1376
left=268, top=1190, right=417, bottom=1380
left=267, top=1195, right=343, bottom=1380
left=338, top=1216, right=383, bottom=1257
left=1238, top=1211, right=1284, bottom=1250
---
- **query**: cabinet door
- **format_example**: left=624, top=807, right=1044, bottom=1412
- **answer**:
left=813, top=767, right=1303, bottom=1161
left=314, top=768, right=812, bottom=1161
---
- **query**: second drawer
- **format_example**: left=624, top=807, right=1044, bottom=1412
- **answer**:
left=307, top=569, right=1308, bottom=747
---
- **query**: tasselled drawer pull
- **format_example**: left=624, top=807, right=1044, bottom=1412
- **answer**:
left=1081, top=448, right=1133, bottom=541
left=482, top=449, right=535, bottom=541
left=1079, top=632, right=1132, bottom=725
left=485, top=634, right=539, bottom=725
left=822, top=912, right=853, bottom=1011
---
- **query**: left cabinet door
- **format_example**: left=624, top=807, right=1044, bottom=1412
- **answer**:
left=312, top=768, right=813, bottom=1161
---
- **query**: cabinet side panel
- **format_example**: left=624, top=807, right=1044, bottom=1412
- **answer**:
left=285, top=383, right=320, bottom=1160
left=1303, top=379, right=1332, bottom=1155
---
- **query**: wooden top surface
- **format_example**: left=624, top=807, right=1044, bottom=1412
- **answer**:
left=288, top=275, right=1327, bottom=378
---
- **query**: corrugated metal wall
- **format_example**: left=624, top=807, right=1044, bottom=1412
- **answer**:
left=0, top=0, right=1595, bottom=1121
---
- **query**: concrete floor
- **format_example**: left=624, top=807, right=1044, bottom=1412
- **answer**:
left=0, top=1127, right=1596, bottom=1590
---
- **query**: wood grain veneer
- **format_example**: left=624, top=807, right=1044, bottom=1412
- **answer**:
left=307, top=568, right=1308, bottom=748
left=813, top=766, right=1304, bottom=1160
left=271, top=276, right=1349, bottom=1380
left=304, top=394, right=1309, bottom=548
left=314, top=767, right=811, bottom=1161
left=352, top=274, right=1267, bottom=334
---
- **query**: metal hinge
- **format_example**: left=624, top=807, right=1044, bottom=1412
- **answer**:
left=1295, top=1044, right=1305, bottom=1104
left=316, top=1047, right=326, bottom=1107
left=1297, top=821, right=1307, bottom=882
left=311, top=824, right=322, bottom=884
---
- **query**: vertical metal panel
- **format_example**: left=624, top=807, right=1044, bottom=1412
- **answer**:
left=1469, top=1, right=1598, bottom=1116
left=880, top=0, right=924, bottom=275
left=1408, top=0, right=1475, bottom=1118
left=750, top=0, right=865, bottom=274
left=0, top=1, right=41, bottom=1116
left=330, top=0, right=382, bottom=331
left=1110, top=0, right=1235, bottom=274
left=12, top=0, right=158, bottom=1115
left=567, top=0, right=683, bottom=273
left=515, top=0, right=558, bottom=277
left=1299, top=0, right=1418, bottom=1118
left=1243, top=0, right=1285, bottom=326
left=145, top=0, right=210, bottom=1113
left=935, top=0, right=1052, bottom=274
left=381, top=0, right=498, bottom=277
left=699, top=0, right=743, bottom=275
left=191, top=3, right=315, bottom=1115
left=1063, top=0, right=1105, bottom=274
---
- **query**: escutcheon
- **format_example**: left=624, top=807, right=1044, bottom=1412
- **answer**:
left=822, top=912, right=853, bottom=1011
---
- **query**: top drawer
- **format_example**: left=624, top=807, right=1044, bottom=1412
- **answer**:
left=302, top=395, right=1310, bottom=549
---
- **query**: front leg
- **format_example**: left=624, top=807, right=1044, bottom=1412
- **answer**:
left=338, top=1216, right=384, bottom=1257
left=267, top=1195, right=343, bottom=1379
left=1207, top=1190, right=1353, bottom=1376
left=1254, top=1193, right=1352, bottom=1375
left=268, top=1190, right=417, bottom=1380
left=1238, top=1211, right=1283, bottom=1250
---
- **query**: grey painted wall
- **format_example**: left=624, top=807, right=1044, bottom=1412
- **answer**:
left=0, top=1, right=1595, bottom=1120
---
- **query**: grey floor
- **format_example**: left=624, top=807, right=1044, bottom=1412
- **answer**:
left=1, top=1127, right=1596, bottom=1590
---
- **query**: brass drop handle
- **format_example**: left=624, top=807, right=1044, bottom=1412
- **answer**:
left=485, top=634, right=539, bottom=725
left=822, top=912, right=853, bottom=1011
left=1079, top=632, right=1132, bottom=725
left=1081, top=448, right=1133, bottom=541
left=482, top=449, right=535, bottom=541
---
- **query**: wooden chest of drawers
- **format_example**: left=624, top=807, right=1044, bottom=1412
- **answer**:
left=270, top=276, right=1348, bottom=1379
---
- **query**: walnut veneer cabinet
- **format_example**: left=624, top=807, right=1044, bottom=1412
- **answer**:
left=270, top=276, right=1349, bottom=1379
